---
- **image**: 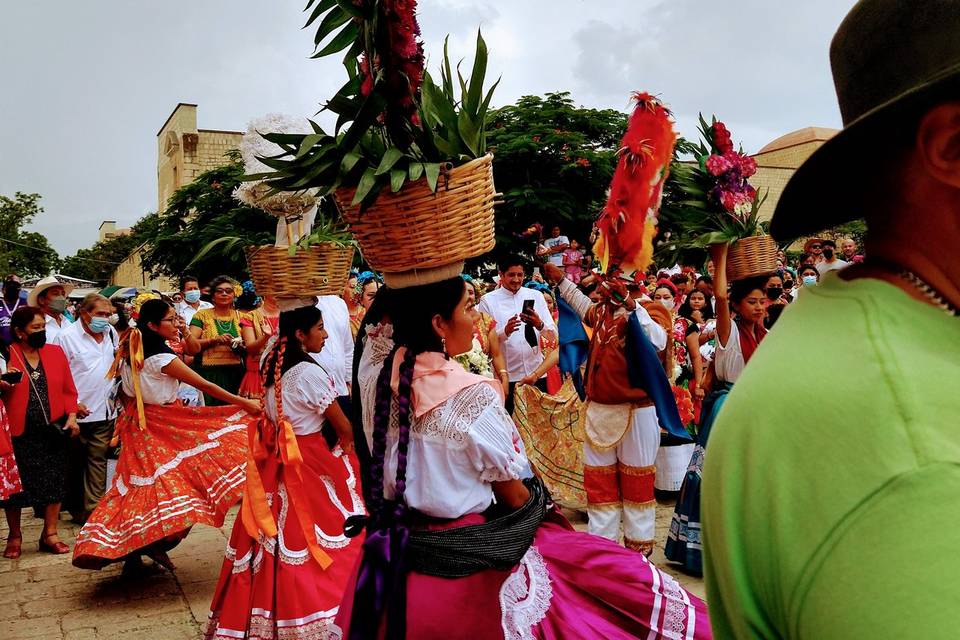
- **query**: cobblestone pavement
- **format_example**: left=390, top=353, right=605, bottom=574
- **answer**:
left=0, top=498, right=703, bottom=639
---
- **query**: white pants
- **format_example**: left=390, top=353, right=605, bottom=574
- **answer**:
left=583, top=405, right=660, bottom=554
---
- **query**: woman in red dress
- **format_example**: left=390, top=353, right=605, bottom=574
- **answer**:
left=204, top=303, right=364, bottom=640
left=72, top=299, right=260, bottom=572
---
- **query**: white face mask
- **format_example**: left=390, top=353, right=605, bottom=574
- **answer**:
left=659, top=299, right=674, bottom=310
left=108, top=313, right=119, bottom=326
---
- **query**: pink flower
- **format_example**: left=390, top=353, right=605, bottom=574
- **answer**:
left=706, top=154, right=732, bottom=176
left=738, top=154, right=757, bottom=178
left=719, top=190, right=737, bottom=212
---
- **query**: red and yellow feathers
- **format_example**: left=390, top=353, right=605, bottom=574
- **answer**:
left=593, top=92, right=676, bottom=276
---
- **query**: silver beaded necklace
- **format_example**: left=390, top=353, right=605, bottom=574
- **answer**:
left=899, top=270, right=959, bottom=317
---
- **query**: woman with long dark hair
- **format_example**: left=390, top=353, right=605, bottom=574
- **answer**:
left=665, top=244, right=768, bottom=575
left=73, top=298, right=259, bottom=572
left=338, top=276, right=710, bottom=639
left=204, top=303, right=364, bottom=640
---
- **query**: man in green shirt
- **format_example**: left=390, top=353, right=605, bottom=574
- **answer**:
left=702, top=1, right=960, bottom=638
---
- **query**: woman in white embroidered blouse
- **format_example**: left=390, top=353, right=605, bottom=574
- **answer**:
left=74, top=299, right=259, bottom=574
left=205, top=304, right=364, bottom=640
left=339, top=276, right=711, bottom=640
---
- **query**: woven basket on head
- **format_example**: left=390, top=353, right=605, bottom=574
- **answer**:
left=727, top=235, right=778, bottom=281
left=245, top=244, right=354, bottom=298
left=334, top=154, right=498, bottom=273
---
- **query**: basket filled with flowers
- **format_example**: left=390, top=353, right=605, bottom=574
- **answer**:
left=660, top=116, right=775, bottom=281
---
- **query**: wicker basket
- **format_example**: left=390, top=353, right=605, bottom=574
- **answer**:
left=727, top=235, right=778, bottom=281
left=245, top=244, right=354, bottom=298
left=334, top=154, right=497, bottom=273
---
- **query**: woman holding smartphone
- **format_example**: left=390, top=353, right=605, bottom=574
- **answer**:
left=0, top=355, right=24, bottom=558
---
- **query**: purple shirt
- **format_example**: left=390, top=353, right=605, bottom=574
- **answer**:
left=0, top=292, right=28, bottom=345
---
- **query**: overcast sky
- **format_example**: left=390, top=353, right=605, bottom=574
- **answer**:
left=0, top=0, right=856, bottom=257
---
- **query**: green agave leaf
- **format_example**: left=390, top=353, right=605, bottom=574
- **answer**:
left=465, top=29, right=487, bottom=114
left=188, top=236, right=244, bottom=268
left=408, top=162, right=424, bottom=181
left=424, top=163, right=441, bottom=192
left=352, top=167, right=378, bottom=205
left=261, top=132, right=309, bottom=145
left=303, top=0, right=336, bottom=28
left=313, top=21, right=358, bottom=58
left=442, top=36, right=455, bottom=99
left=296, top=133, right=325, bottom=158
left=313, top=6, right=350, bottom=48
left=338, top=89, right=386, bottom=153
left=458, top=110, right=480, bottom=157
left=334, top=0, right=363, bottom=18
left=390, top=168, right=406, bottom=193
left=479, top=75, right=501, bottom=115
left=341, top=151, right=362, bottom=173
left=375, top=147, right=404, bottom=175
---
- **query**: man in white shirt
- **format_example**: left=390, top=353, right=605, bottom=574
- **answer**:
left=54, top=293, right=119, bottom=522
left=176, top=275, right=213, bottom=326
left=477, top=255, right=557, bottom=413
left=27, top=276, right=74, bottom=342
left=816, top=239, right=849, bottom=276
left=313, top=294, right=354, bottom=400
left=543, top=226, right=569, bottom=267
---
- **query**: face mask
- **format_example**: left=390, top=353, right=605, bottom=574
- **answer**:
left=48, top=296, right=68, bottom=313
left=4, top=285, right=20, bottom=298
left=767, top=287, right=783, bottom=300
left=823, top=248, right=835, bottom=259
left=26, top=330, right=47, bottom=349
left=184, top=290, right=202, bottom=304
left=659, top=299, right=673, bottom=310
left=108, top=313, right=119, bottom=326
left=88, top=317, right=112, bottom=334
left=783, top=280, right=794, bottom=290
left=802, top=275, right=818, bottom=287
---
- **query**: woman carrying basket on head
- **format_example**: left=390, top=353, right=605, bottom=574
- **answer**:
left=204, top=302, right=364, bottom=640
left=73, top=297, right=260, bottom=573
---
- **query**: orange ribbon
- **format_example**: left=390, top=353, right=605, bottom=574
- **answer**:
left=106, top=328, right=147, bottom=447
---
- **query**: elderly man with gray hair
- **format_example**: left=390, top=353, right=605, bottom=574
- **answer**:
left=53, top=293, right=119, bottom=522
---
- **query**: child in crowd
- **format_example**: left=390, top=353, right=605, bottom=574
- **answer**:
left=562, top=239, right=584, bottom=283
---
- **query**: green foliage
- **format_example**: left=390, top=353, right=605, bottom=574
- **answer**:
left=138, top=155, right=276, bottom=284
left=0, top=192, right=60, bottom=278
left=259, top=2, right=498, bottom=212
left=60, top=214, right=160, bottom=285
left=480, top=92, right=627, bottom=263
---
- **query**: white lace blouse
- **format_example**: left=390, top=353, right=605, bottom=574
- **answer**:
left=264, top=361, right=338, bottom=436
left=382, top=382, right=528, bottom=519
left=121, top=353, right=179, bottom=405
left=359, top=322, right=529, bottom=519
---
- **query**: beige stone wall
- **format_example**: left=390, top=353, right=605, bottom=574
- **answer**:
left=110, top=243, right=177, bottom=292
left=156, top=104, right=241, bottom=212
left=751, top=141, right=824, bottom=169
left=751, top=166, right=795, bottom=222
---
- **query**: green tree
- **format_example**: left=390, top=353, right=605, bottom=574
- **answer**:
left=482, top=92, right=627, bottom=263
left=138, top=153, right=276, bottom=284
left=0, top=192, right=60, bottom=278
left=60, top=214, right=161, bottom=285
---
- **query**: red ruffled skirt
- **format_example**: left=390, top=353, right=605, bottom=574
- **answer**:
left=337, top=510, right=711, bottom=639
left=239, top=353, right=264, bottom=399
left=203, top=433, right=365, bottom=640
left=0, top=402, right=23, bottom=501
left=72, top=401, right=251, bottom=569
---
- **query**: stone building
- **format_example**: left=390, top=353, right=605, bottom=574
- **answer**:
left=98, top=220, right=131, bottom=243
left=110, top=104, right=242, bottom=290
left=156, top=103, right=243, bottom=212
left=750, top=127, right=839, bottom=221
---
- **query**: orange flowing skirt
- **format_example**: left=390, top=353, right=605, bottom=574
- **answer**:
left=73, top=401, right=251, bottom=569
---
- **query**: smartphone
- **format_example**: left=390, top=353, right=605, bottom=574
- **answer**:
left=1, top=371, right=22, bottom=385
left=522, top=299, right=535, bottom=314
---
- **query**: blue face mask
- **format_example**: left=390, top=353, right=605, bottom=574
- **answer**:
left=184, top=290, right=202, bottom=304
left=802, top=275, right=818, bottom=287
left=88, top=317, right=112, bottom=334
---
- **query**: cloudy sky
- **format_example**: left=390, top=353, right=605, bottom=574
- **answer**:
left=0, top=0, right=856, bottom=258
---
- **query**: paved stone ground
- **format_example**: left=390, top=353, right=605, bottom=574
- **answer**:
left=0, top=497, right=702, bottom=639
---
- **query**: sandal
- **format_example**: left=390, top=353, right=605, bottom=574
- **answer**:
left=38, top=532, right=70, bottom=555
left=3, top=535, right=22, bottom=559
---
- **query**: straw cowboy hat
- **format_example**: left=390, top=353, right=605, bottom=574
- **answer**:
left=771, top=0, right=960, bottom=241
left=27, top=276, right=74, bottom=307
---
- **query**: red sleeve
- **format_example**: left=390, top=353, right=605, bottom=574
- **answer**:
left=55, top=347, right=79, bottom=414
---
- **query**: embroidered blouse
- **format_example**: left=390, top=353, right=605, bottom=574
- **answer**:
left=263, top=361, right=338, bottom=437
left=121, top=353, right=180, bottom=405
